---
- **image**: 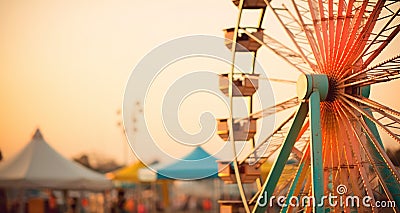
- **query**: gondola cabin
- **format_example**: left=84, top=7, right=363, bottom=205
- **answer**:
left=217, top=161, right=261, bottom=184
left=217, top=118, right=257, bottom=141
left=232, top=0, right=268, bottom=9
left=224, top=28, right=263, bottom=52
left=218, top=200, right=255, bottom=213
left=219, top=73, right=259, bottom=97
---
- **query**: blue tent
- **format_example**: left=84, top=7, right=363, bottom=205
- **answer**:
left=157, top=147, right=219, bottom=180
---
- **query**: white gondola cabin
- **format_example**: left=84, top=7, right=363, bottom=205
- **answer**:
left=217, top=118, right=257, bottom=141
left=219, top=73, right=259, bottom=97
left=224, top=28, right=264, bottom=52
left=232, top=0, right=268, bottom=9
left=217, top=161, right=261, bottom=184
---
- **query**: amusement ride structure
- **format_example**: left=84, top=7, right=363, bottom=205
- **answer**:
left=215, top=0, right=400, bottom=212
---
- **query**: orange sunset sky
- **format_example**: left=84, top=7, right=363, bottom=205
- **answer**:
left=1, top=0, right=399, bottom=165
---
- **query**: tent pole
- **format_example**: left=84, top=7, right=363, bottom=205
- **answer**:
left=214, top=179, right=219, bottom=212
left=79, top=190, right=84, bottom=213
left=161, top=181, right=169, bottom=209
left=103, top=191, right=107, bottom=213
left=18, top=188, right=23, bottom=213
left=151, top=182, right=156, bottom=212
left=63, top=190, right=68, bottom=213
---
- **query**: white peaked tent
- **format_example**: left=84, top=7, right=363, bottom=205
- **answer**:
left=0, top=129, right=112, bottom=191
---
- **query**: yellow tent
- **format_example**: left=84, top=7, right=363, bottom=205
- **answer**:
left=106, top=161, right=145, bottom=182
left=107, top=161, right=171, bottom=207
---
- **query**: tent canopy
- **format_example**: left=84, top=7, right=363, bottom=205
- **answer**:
left=156, top=147, right=219, bottom=180
left=106, top=161, right=145, bottom=182
left=0, top=129, right=112, bottom=191
left=138, top=162, right=169, bottom=182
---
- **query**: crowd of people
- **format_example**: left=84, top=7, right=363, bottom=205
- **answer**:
left=110, top=189, right=214, bottom=213
left=2, top=186, right=217, bottom=213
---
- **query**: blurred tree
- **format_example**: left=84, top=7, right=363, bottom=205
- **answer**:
left=74, top=152, right=123, bottom=173
left=74, top=154, right=92, bottom=169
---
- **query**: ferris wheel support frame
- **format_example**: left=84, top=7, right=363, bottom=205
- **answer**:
left=362, top=110, right=400, bottom=205
left=339, top=100, right=400, bottom=207
left=252, top=75, right=400, bottom=212
left=254, top=74, right=328, bottom=213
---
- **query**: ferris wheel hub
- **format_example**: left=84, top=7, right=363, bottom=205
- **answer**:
left=296, top=74, right=329, bottom=101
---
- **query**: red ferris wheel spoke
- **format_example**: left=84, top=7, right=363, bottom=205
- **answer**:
left=332, top=0, right=356, bottom=75
left=345, top=0, right=386, bottom=68
left=357, top=1, right=400, bottom=68
left=308, top=0, right=328, bottom=72
left=340, top=95, right=400, bottom=144
left=334, top=1, right=368, bottom=76
left=292, top=0, right=325, bottom=70
left=340, top=0, right=400, bottom=79
left=317, top=0, right=330, bottom=72
left=342, top=93, right=400, bottom=118
left=332, top=0, right=346, bottom=74
left=327, top=0, right=335, bottom=73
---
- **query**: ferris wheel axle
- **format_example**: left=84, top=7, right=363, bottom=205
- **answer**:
left=296, top=74, right=329, bottom=101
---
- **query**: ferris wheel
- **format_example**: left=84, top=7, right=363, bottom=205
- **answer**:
left=215, top=0, right=400, bottom=212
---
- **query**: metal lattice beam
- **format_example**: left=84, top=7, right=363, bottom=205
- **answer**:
left=242, top=29, right=313, bottom=73
left=267, top=1, right=319, bottom=72
left=338, top=54, right=400, bottom=88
